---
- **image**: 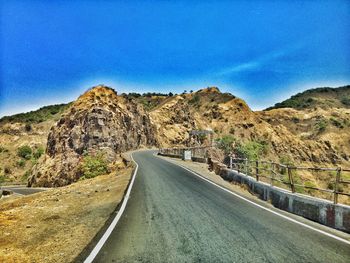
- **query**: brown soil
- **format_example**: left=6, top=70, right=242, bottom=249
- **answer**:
left=0, top=167, right=132, bottom=263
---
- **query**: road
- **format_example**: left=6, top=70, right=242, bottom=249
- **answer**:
left=93, top=150, right=350, bottom=263
left=1, top=185, right=46, bottom=195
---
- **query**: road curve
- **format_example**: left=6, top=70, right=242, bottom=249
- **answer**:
left=1, top=186, right=46, bottom=195
left=93, top=150, right=350, bottom=263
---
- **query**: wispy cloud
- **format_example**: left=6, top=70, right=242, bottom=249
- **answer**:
left=217, top=43, right=304, bottom=75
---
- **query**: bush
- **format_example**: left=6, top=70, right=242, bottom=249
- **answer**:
left=315, top=119, right=328, bottom=133
left=341, top=96, right=350, bottom=106
left=17, top=159, right=26, bottom=168
left=235, top=140, right=267, bottom=160
left=4, top=166, right=12, bottom=174
left=33, top=147, right=44, bottom=159
left=215, top=135, right=236, bottom=154
left=24, top=123, right=32, bottom=132
left=17, top=145, right=32, bottom=159
left=80, top=152, right=108, bottom=179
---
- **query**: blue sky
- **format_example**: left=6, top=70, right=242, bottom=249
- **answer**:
left=1, top=0, right=349, bottom=116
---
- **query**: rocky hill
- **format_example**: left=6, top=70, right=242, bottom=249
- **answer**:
left=28, top=85, right=157, bottom=186
left=149, top=86, right=348, bottom=168
left=1, top=84, right=349, bottom=189
left=265, top=85, right=350, bottom=110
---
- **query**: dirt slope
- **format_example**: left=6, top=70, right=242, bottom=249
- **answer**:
left=0, top=166, right=132, bottom=263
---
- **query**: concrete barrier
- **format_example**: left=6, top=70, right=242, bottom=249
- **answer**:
left=191, top=156, right=207, bottom=163
left=221, top=168, right=350, bottom=233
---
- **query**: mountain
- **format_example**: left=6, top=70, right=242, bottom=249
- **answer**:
left=265, top=85, right=350, bottom=110
left=1, top=84, right=349, bottom=190
left=149, top=87, right=347, bottom=166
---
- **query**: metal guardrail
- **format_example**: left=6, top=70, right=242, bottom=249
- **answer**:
left=229, top=157, right=350, bottom=205
left=159, top=147, right=349, bottom=205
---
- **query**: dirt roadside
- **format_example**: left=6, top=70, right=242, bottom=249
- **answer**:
left=0, top=166, right=133, bottom=263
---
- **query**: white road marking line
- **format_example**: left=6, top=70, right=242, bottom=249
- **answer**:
left=158, top=154, right=350, bottom=245
left=84, top=153, right=139, bottom=263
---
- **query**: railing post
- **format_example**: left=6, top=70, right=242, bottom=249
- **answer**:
left=271, top=163, right=274, bottom=186
left=255, top=160, right=259, bottom=181
left=245, top=158, right=248, bottom=176
left=288, top=166, right=295, bottom=193
left=334, top=167, right=341, bottom=204
left=229, top=156, right=232, bottom=169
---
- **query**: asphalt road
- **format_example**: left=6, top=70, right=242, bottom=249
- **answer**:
left=93, top=150, right=350, bottom=263
left=1, top=185, right=46, bottom=195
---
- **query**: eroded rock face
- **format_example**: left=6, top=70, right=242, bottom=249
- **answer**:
left=28, top=86, right=157, bottom=187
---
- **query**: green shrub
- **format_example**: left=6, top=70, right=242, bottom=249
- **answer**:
left=215, top=135, right=236, bottom=154
left=17, top=145, right=32, bottom=159
left=33, top=147, right=44, bottom=159
left=327, top=181, right=334, bottom=190
left=80, top=152, right=108, bottom=179
left=235, top=140, right=268, bottom=160
left=0, top=175, right=5, bottom=184
left=25, top=123, right=32, bottom=132
left=17, top=159, right=26, bottom=168
left=315, top=119, right=328, bottom=133
left=341, top=96, right=350, bottom=106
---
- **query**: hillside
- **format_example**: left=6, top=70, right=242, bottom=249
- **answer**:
left=1, top=84, right=350, bottom=191
left=265, top=85, right=350, bottom=110
left=0, top=103, right=70, bottom=124
left=150, top=86, right=348, bottom=164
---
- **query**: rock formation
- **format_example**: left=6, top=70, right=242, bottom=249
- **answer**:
left=28, top=85, right=157, bottom=186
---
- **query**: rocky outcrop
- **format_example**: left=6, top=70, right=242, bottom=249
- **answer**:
left=28, top=86, right=157, bottom=187
left=149, top=87, right=347, bottom=168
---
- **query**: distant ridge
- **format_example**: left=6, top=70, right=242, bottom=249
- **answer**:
left=265, top=85, right=350, bottom=111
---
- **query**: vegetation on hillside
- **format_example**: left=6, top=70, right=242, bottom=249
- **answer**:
left=265, top=85, right=350, bottom=110
left=215, top=135, right=268, bottom=160
left=79, top=151, right=109, bottom=179
left=121, top=92, right=172, bottom=111
left=0, top=103, right=70, bottom=124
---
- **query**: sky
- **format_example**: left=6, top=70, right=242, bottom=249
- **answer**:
left=0, top=0, right=349, bottom=116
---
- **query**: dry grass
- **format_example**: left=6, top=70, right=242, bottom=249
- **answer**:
left=0, top=167, right=132, bottom=263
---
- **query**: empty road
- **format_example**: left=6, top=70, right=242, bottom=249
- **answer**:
left=1, top=185, right=46, bottom=195
left=93, top=150, right=350, bottom=262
